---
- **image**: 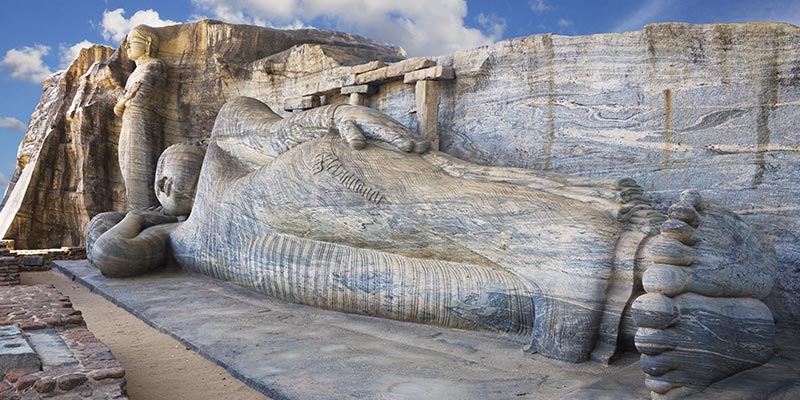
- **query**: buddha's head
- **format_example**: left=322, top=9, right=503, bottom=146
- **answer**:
left=124, top=25, right=160, bottom=61
left=154, top=141, right=207, bottom=216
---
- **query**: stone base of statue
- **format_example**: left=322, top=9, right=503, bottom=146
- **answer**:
left=52, top=259, right=800, bottom=400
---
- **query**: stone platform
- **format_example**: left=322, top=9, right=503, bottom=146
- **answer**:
left=0, top=284, right=127, bottom=399
left=52, top=260, right=800, bottom=400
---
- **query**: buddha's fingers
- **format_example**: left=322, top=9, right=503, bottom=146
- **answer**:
left=337, top=120, right=367, bottom=150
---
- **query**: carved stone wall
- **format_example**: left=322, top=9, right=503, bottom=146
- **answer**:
left=345, top=22, right=800, bottom=324
left=2, top=21, right=798, bottom=321
left=0, top=20, right=405, bottom=249
left=431, top=23, right=800, bottom=323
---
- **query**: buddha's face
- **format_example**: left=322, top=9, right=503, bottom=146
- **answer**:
left=154, top=146, right=205, bottom=216
left=124, top=37, right=148, bottom=61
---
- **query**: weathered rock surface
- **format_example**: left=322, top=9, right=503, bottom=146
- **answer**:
left=55, top=259, right=800, bottom=400
left=86, top=93, right=780, bottom=400
left=0, top=19, right=404, bottom=249
left=2, top=20, right=799, bottom=326
left=431, top=23, right=800, bottom=324
left=0, top=45, right=120, bottom=248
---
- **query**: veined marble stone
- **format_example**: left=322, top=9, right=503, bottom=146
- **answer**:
left=431, top=23, right=800, bottom=324
left=0, top=19, right=404, bottom=249
left=86, top=95, right=780, bottom=399
left=2, top=20, right=799, bottom=327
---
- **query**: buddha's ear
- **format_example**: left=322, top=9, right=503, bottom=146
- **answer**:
left=156, top=176, right=171, bottom=196
left=145, top=36, right=152, bottom=56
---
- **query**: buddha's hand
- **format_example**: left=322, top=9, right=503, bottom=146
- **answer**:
left=333, top=105, right=430, bottom=154
left=113, top=98, right=126, bottom=116
left=114, top=82, right=142, bottom=117
left=129, top=207, right=178, bottom=228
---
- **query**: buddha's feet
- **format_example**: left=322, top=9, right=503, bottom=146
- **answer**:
left=632, top=190, right=776, bottom=399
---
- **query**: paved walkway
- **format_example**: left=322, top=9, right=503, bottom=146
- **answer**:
left=21, top=270, right=267, bottom=400
left=52, top=260, right=650, bottom=399
left=52, top=260, right=800, bottom=399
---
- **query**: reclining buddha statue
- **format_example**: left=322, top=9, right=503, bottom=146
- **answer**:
left=88, top=96, right=777, bottom=399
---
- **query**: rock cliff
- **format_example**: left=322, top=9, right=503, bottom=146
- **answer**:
left=0, top=20, right=404, bottom=249
left=1, top=20, right=798, bottom=322
left=433, top=22, right=800, bottom=324
left=0, top=45, right=120, bottom=247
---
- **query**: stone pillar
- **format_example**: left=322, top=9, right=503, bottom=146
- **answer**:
left=404, top=66, right=455, bottom=152
left=348, top=93, right=364, bottom=106
left=414, top=80, right=441, bottom=151
left=341, top=85, right=377, bottom=106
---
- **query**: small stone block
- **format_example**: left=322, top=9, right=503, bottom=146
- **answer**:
left=386, top=58, right=436, bottom=77
left=355, top=67, right=389, bottom=85
left=26, top=330, right=79, bottom=370
left=22, top=256, right=44, bottom=267
left=351, top=61, right=386, bottom=74
left=15, top=373, right=38, bottom=391
left=18, top=321, right=47, bottom=330
left=282, top=95, right=320, bottom=111
left=355, top=58, right=437, bottom=85
left=4, top=367, right=38, bottom=384
left=340, top=84, right=377, bottom=95
left=404, top=66, right=456, bottom=84
left=88, top=367, right=125, bottom=381
left=349, top=93, right=366, bottom=106
left=0, top=326, right=41, bottom=375
left=33, top=376, right=56, bottom=393
left=57, top=373, right=87, bottom=391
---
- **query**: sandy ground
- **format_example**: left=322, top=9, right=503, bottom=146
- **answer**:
left=21, top=270, right=268, bottom=400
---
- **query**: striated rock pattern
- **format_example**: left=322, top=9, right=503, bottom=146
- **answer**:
left=86, top=97, right=780, bottom=399
left=632, top=191, right=777, bottom=398
left=3, top=20, right=800, bottom=325
left=115, top=25, right=168, bottom=210
left=0, top=45, right=121, bottom=249
left=89, top=97, right=663, bottom=364
left=0, top=19, right=404, bottom=249
left=430, top=23, right=800, bottom=324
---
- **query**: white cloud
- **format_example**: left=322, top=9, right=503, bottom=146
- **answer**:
left=101, top=8, right=179, bottom=43
left=529, top=0, right=550, bottom=13
left=476, top=13, right=506, bottom=39
left=1, top=45, right=54, bottom=83
left=59, top=40, right=97, bottom=69
left=0, top=117, right=26, bottom=132
left=558, top=18, right=573, bottom=28
left=612, top=0, right=669, bottom=32
left=190, top=0, right=504, bottom=56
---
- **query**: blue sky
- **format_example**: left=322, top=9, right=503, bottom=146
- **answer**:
left=1, top=0, right=799, bottom=195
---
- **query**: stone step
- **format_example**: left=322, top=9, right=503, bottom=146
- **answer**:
left=0, top=326, right=40, bottom=376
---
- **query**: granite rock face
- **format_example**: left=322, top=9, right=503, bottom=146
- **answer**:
left=0, top=19, right=404, bottom=249
left=86, top=94, right=780, bottom=399
left=2, top=21, right=799, bottom=326
left=0, top=45, right=120, bottom=248
left=431, top=23, right=800, bottom=324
